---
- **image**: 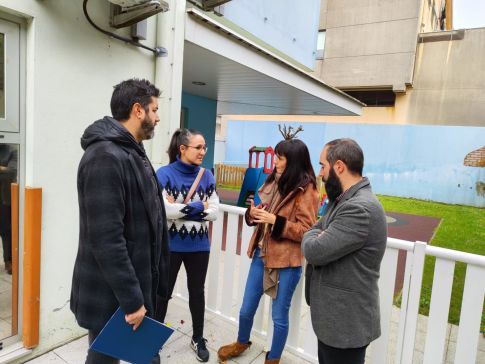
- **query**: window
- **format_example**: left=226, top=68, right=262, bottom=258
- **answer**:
left=0, top=143, right=19, bottom=342
left=345, top=90, right=396, bottom=107
left=316, top=30, right=326, bottom=60
left=0, top=17, right=22, bottom=349
left=0, top=19, right=20, bottom=132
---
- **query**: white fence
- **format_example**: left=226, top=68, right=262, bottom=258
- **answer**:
left=174, top=204, right=485, bottom=363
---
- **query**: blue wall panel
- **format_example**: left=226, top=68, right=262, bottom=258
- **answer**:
left=224, top=120, right=485, bottom=207
left=181, top=92, right=217, bottom=169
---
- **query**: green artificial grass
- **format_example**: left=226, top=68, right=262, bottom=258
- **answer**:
left=378, top=195, right=485, bottom=333
left=217, top=184, right=242, bottom=191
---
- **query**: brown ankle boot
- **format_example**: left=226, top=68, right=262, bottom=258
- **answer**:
left=264, top=352, right=280, bottom=363
left=217, top=340, right=251, bottom=362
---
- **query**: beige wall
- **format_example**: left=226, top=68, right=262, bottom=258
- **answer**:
left=0, top=0, right=159, bottom=358
left=407, top=28, right=485, bottom=126
left=309, top=0, right=484, bottom=127
left=316, top=0, right=423, bottom=90
left=313, top=28, right=485, bottom=127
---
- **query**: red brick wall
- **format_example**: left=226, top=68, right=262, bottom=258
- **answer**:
left=464, top=146, right=485, bottom=167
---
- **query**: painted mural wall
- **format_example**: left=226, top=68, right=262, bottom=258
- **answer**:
left=224, top=120, right=485, bottom=207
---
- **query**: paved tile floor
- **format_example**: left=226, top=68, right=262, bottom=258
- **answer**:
left=25, top=298, right=312, bottom=364
left=0, top=244, right=13, bottom=340
left=23, top=298, right=485, bottom=364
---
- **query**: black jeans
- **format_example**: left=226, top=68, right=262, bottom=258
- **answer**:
left=318, top=340, right=367, bottom=364
left=86, top=331, right=160, bottom=364
left=155, top=251, right=210, bottom=339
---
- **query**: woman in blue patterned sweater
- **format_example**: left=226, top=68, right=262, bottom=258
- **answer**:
left=155, top=128, right=219, bottom=362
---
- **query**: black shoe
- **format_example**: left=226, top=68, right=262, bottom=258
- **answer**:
left=191, top=337, right=209, bottom=362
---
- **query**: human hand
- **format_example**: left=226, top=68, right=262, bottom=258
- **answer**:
left=203, top=201, right=209, bottom=210
left=166, top=195, right=175, bottom=203
left=252, top=208, right=276, bottom=225
left=125, top=305, right=147, bottom=331
left=248, top=200, right=265, bottom=219
left=248, top=200, right=257, bottom=219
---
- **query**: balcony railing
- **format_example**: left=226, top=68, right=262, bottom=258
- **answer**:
left=173, top=204, right=485, bottom=363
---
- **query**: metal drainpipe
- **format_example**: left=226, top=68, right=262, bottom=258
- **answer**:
left=151, top=0, right=186, bottom=167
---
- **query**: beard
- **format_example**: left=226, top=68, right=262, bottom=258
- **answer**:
left=140, top=116, right=155, bottom=140
left=324, top=167, right=343, bottom=202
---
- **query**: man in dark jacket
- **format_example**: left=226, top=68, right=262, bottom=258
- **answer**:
left=302, top=138, right=387, bottom=364
left=71, top=79, right=169, bottom=364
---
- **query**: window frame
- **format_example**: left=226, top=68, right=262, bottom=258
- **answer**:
left=0, top=18, right=20, bottom=132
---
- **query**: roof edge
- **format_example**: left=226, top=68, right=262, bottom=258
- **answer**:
left=186, top=7, right=365, bottom=108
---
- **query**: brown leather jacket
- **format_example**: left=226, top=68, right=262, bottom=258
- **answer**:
left=246, top=183, right=319, bottom=268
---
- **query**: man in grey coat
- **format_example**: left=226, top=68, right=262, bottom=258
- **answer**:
left=302, top=138, right=387, bottom=364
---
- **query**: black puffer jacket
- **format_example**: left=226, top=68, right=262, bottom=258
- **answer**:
left=71, top=116, right=169, bottom=332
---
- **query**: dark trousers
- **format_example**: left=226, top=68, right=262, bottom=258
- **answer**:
left=318, top=340, right=367, bottom=364
left=155, top=251, right=210, bottom=339
left=86, top=330, right=160, bottom=364
left=0, top=204, right=12, bottom=263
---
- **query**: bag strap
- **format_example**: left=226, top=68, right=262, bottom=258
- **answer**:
left=184, top=167, right=205, bottom=204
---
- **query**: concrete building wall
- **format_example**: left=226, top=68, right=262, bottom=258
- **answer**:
left=310, top=28, right=485, bottom=127
left=407, top=28, right=485, bottom=126
left=316, top=0, right=422, bottom=89
left=0, top=0, right=160, bottom=356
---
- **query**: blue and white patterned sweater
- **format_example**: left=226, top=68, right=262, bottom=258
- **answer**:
left=156, top=158, right=219, bottom=252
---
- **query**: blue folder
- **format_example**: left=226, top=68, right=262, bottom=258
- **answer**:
left=90, top=307, right=174, bottom=364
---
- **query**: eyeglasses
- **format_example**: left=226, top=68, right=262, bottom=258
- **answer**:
left=183, top=144, right=208, bottom=152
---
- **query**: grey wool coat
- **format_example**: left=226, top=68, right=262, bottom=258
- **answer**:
left=71, top=117, right=170, bottom=333
left=302, top=177, right=387, bottom=349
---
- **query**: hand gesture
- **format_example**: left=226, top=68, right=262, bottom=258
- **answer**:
left=248, top=200, right=258, bottom=219
left=252, top=206, right=276, bottom=225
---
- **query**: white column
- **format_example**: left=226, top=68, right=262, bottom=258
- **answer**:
left=150, top=0, right=186, bottom=166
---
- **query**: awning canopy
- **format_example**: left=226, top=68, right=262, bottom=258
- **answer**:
left=183, top=8, right=363, bottom=116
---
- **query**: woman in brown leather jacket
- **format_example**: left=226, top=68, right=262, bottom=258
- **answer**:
left=218, top=138, right=319, bottom=364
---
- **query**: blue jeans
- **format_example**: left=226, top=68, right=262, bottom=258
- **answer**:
left=238, top=248, right=302, bottom=360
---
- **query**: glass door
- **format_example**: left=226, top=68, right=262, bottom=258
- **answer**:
left=0, top=16, right=21, bottom=348
left=0, top=142, right=19, bottom=342
left=0, top=19, right=20, bottom=132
